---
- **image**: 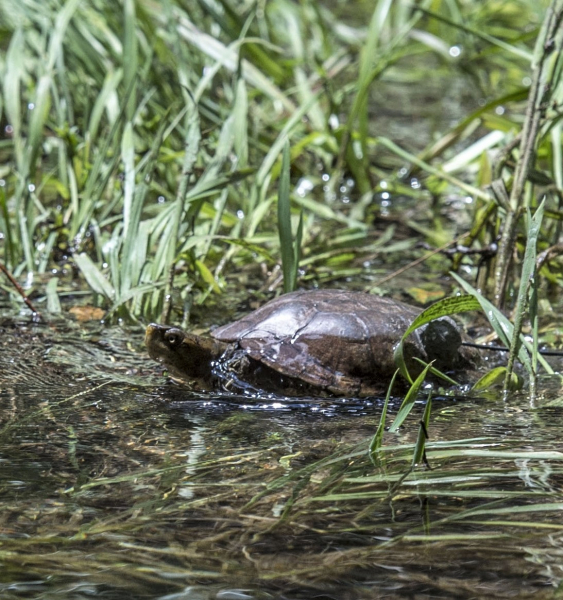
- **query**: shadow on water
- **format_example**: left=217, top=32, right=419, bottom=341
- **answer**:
left=2, top=315, right=563, bottom=599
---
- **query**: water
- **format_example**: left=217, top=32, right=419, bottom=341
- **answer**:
left=1, top=313, right=563, bottom=599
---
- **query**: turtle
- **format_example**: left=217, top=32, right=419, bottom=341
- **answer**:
left=145, top=289, right=479, bottom=397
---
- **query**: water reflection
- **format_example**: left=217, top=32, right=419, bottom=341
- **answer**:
left=2, top=319, right=563, bottom=599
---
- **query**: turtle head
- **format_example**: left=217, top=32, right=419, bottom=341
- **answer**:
left=145, top=323, right=226, bottom=385
left=145, top=324, right=186, bottom=357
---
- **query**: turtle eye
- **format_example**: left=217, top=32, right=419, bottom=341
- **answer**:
left=164, top=329, right=184, bottom=348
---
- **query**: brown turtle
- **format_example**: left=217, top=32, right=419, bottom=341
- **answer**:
left=145, top=289, right=478, bottom=397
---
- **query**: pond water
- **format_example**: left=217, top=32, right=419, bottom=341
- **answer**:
left=2, top=311, right=563, bottom=599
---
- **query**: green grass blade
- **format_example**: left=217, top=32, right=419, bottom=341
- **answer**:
left=415, top=5, right=533, bottom=61
left=46, top=277, right=61, bottom=314
left=118, top=121, right=136, bottom=296
left=504, top=200, right=545, bottom=390
left=291, top=210, right=304, bottom=290
left=0, top=187, right=15, bottom=266
left=232, top=78, right=248, bottom=168
left=176, top=17, right=294, bottom=112
left=74, top=253, right=115, bottom=300
left=370, top=369, right=400, bottom=458
left=47, top=0, right=81, bottom=71
left=17, top=206, right=35, bottom=274
left=412, top=392, right=432, bottom=466
left=120, top=115, right=167, bottom=305
left=471, top=367, right=522, bottom=393
left=389, top=362, right=432, bottom=433
left=26, top=74, right=52, bottom=177
left=255, top=93, right=319, bottom=190
left=278, top=141, right=294, bottom=293
left=88, top=68, right=123, bottom=144
left=376, top=136, right=492, bottom=201
left=123, top=0, right=137, bottom=122
left=4, top=28, right=24, bottom=169
left=121, top=122, right=136, bottom=239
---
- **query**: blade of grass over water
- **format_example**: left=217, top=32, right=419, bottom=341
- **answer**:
left=412, top=392, right=432, bottom=466
left=370, top=369, right=400, bottom=459
left=389, top=363, right=432, bottom=432
left=503, top=200, right=544, bottom=394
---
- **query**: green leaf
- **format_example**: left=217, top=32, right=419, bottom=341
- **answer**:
left=394, top=295, right=481, bottom=382
left=471, top=367, right=523, bottom=393
left=46, top=277, right=61, bottom=314
left=195, top=259, right=221, bottom=293
left=278, top=141, right=297, bottom=293
left=404, top=295, right=481, bottom=340
left=74, top=253, right=115, bottom=300
left=389, top=362, right=433, bottom=433
left=412, top=392, right=432, bottom=466
left=370, top=369, right=400, bottom=459
left=505, top=199, right=546, bottom=389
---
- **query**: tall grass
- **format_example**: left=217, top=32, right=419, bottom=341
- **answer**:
left=0, top=0, right=559, bottom=326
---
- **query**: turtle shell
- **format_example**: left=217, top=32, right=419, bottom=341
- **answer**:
left=212, top=289, right=430, bottom=396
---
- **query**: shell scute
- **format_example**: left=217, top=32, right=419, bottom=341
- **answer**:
left=212, top=289, right=422, bottom=391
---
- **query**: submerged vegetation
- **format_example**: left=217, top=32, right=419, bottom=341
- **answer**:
left=1, top=0, right=562, bottom=448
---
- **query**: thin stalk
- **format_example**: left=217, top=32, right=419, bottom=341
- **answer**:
left=494, top=0, right=563, bottom=306
left=0, top=261, right=41, bottom=315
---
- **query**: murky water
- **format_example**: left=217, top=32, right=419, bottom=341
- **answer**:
left=1, top=312, right=563, bottom=599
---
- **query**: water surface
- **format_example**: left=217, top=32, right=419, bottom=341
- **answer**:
left=1, top=313, right=563, bottom=599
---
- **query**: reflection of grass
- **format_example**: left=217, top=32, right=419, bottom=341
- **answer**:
left=0, top=326, right=561, bottom=593
left=3, top=420, right=563, bottom=595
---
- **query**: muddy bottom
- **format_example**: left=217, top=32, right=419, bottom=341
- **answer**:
left=1, top=314, right=563, bottom=599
